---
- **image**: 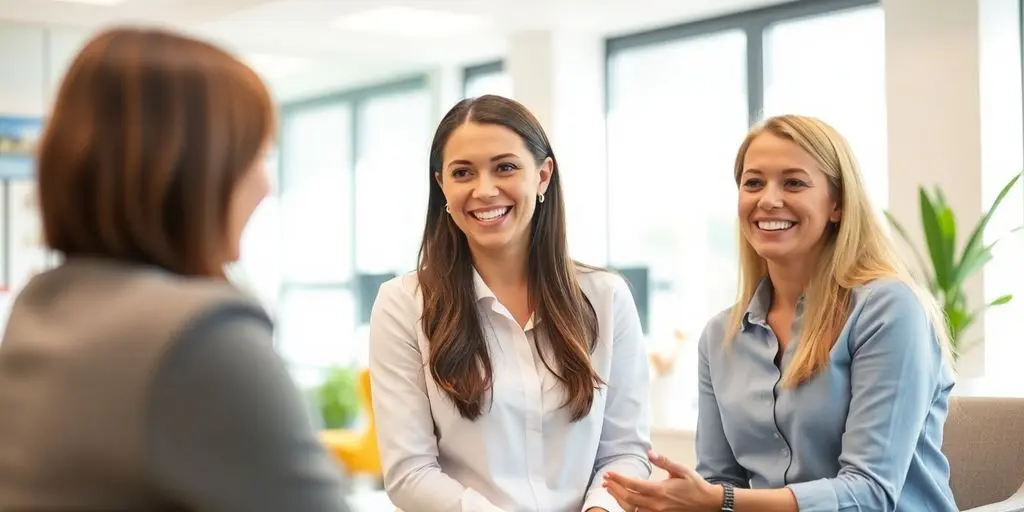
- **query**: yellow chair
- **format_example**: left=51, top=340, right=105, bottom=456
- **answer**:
left=319, top=368, right=382, bottom=476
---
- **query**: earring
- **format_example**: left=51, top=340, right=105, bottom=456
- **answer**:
left=538, top=193, right=545, bottom=203
left=445, top=203, right=450, bottom=214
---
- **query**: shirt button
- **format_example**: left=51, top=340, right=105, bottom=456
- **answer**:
left=773, top=432, right=780, bottom=440
left=781, top=448, right=790, bottom=457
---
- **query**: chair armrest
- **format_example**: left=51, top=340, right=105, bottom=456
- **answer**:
left=963, top=490, right=1024, bottom=512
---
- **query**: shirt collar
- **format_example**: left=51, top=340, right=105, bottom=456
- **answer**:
left=741, top=276, right=805, bottom=331
left=472, top=267, right=538, bottom=329
left=472, top=268, right=494, bottom=303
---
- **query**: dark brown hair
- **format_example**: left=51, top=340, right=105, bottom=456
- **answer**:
left=37, top=26, right=275, bottom=278
left=418, top=95, right=602, bottom=421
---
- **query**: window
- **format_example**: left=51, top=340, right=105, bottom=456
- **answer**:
left=607, top=31, right=748, bottom=429
left=605, top=0, right=884, bottom=428
left=463, top=61, right=513, bottom=98
left=354, top=89, right=432, bottom=276
left=979, top=0, right=1024, bottom=389
left=763, top=6, right=888, bottom=211
left=280, top=103, right=353, bottom=284
left=231, top=147, right=282, bottom=312
left=277, top=287, right=357, bottom=368
left=276, top=78, right=432, bottom=379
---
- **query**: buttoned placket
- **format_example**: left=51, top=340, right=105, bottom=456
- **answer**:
left=757, top=319, right=795, bottom=484
left=487, top=300, right=547, bottom=511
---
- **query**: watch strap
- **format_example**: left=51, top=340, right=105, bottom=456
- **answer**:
left=720, top=482, right=736, bottom=512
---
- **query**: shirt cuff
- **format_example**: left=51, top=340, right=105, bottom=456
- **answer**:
left=461, top=488, right=505, bottom=512
left=788, top=478, right=839, bottom=512
left=582, top=487, right=625, bottom=512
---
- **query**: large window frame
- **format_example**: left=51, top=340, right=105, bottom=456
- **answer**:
left=275, top=75, right=429, bottom=379
left=605, top=0, right=878, bottom=124
left=603, top=0, right=883, bottom=315
left=603, top=0, right=881, bottom=428
left=461, top=59, right=510, bottom=99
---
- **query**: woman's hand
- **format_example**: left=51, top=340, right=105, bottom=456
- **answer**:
left=602, top=451, right=722, bottom=512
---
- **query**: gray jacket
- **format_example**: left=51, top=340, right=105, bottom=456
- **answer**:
left=0, top=258, right=352, bottom=511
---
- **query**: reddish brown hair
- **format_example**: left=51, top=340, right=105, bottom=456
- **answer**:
left=37, top=26, right=275, bottom=277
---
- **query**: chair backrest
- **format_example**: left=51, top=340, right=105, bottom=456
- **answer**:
left=942, top=396, right=1024, bottom=509
left=358, top=368, right=377, bottom=441
left=358, top=368, right=373, bottom=424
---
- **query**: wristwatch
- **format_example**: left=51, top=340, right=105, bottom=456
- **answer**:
left=720, top=482, right=735, bottom=512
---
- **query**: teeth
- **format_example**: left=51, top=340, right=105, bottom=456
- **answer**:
left=473, top=207, right=510, bottom=221
left=758, top=220, right=794, bottom=231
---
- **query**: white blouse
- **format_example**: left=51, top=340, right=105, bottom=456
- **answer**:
left=368, top=268, right=652, bottom=512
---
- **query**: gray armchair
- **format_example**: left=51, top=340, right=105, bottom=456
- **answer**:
left=943, top=396, right=1024, bottom=511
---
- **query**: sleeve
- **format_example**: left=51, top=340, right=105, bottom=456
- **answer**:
left=786, top=282, right=948, bottom=512
left=582, top=275, right=654, bottom=512
left=368, top=279, right=504, bottom=512
left=144, top=302, right=353, bottom=512
left=694, top=321, right=750, bottom=488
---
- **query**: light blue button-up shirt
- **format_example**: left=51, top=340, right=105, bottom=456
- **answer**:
left=695, top=277, right=958, bottom=511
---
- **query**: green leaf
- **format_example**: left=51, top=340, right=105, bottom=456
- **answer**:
left=934, top=186, right=950, bottom=210
left=959, top=294, right=1014, bottom=349
left=893, top=172, right=1020, bottom=354
left=919, top=188, right=953, bottom=290
left=936, top=205, right=957, bottom=274
left=953, top=225, right=1024, bottom=289
left=958, top=172, right=1021, bottom=278
left=953, top=243, right=994, bottom=289
left=945, top=305, right=972, bottom=348
left=315, top=366, right=361, bottom=429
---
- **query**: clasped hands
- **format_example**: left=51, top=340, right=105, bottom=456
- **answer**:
left=600, top=450, right=723, bottom=512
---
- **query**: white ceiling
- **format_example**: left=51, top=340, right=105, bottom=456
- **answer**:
left=0, top=0, right=784, bottom=98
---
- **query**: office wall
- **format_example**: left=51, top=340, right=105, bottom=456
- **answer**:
left=0, top=23, right=89, bottom=298
left=0, top=22, right=89, bottom=117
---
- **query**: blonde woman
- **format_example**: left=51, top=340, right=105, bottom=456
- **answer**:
left=603, top=115, right=957, bottom=512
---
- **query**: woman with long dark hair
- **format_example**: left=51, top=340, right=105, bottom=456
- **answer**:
left=369, top=95, right=652, bottom=511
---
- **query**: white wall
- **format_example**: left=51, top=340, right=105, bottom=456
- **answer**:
left=0, top=22, right=90, bottom=296
left=0, top=22, right=90, bottom=116
left=884, top=0, right=1023, bottom=384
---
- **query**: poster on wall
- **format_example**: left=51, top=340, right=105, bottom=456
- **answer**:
left=0, top=115, right=45, bottom=336
left=0, top=116, right=42, bottom=180
left=0, top=116, right=52, bottom=302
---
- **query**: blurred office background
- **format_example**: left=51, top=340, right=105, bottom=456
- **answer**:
left=0, top=0, right=1022, bottom=506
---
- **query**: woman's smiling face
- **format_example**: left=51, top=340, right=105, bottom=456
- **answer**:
left=435, top=121, right=551, bottom=257
left=737, top=132, right=841, bottom=267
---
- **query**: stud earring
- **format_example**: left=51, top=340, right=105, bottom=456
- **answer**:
left=538, top=193, right=545, bottom=203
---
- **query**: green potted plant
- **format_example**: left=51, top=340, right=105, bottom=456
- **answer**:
left=311, top=365, right=361, bottom=429
left=883, top=172, right=1021, bottom=361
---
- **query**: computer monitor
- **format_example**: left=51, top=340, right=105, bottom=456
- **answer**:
left=355, top=272, right=397, bottom=325
left=609, top=266, right=650, bottom=334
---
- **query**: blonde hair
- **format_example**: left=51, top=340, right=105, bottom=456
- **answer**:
left=725, top=115, right=951, bottom=387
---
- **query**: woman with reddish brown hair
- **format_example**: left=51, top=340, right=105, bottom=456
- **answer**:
left=0, top=27, right=352, bottom=511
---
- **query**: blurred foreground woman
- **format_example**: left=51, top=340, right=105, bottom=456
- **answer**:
left=0, top=27, right=352, bottom=511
